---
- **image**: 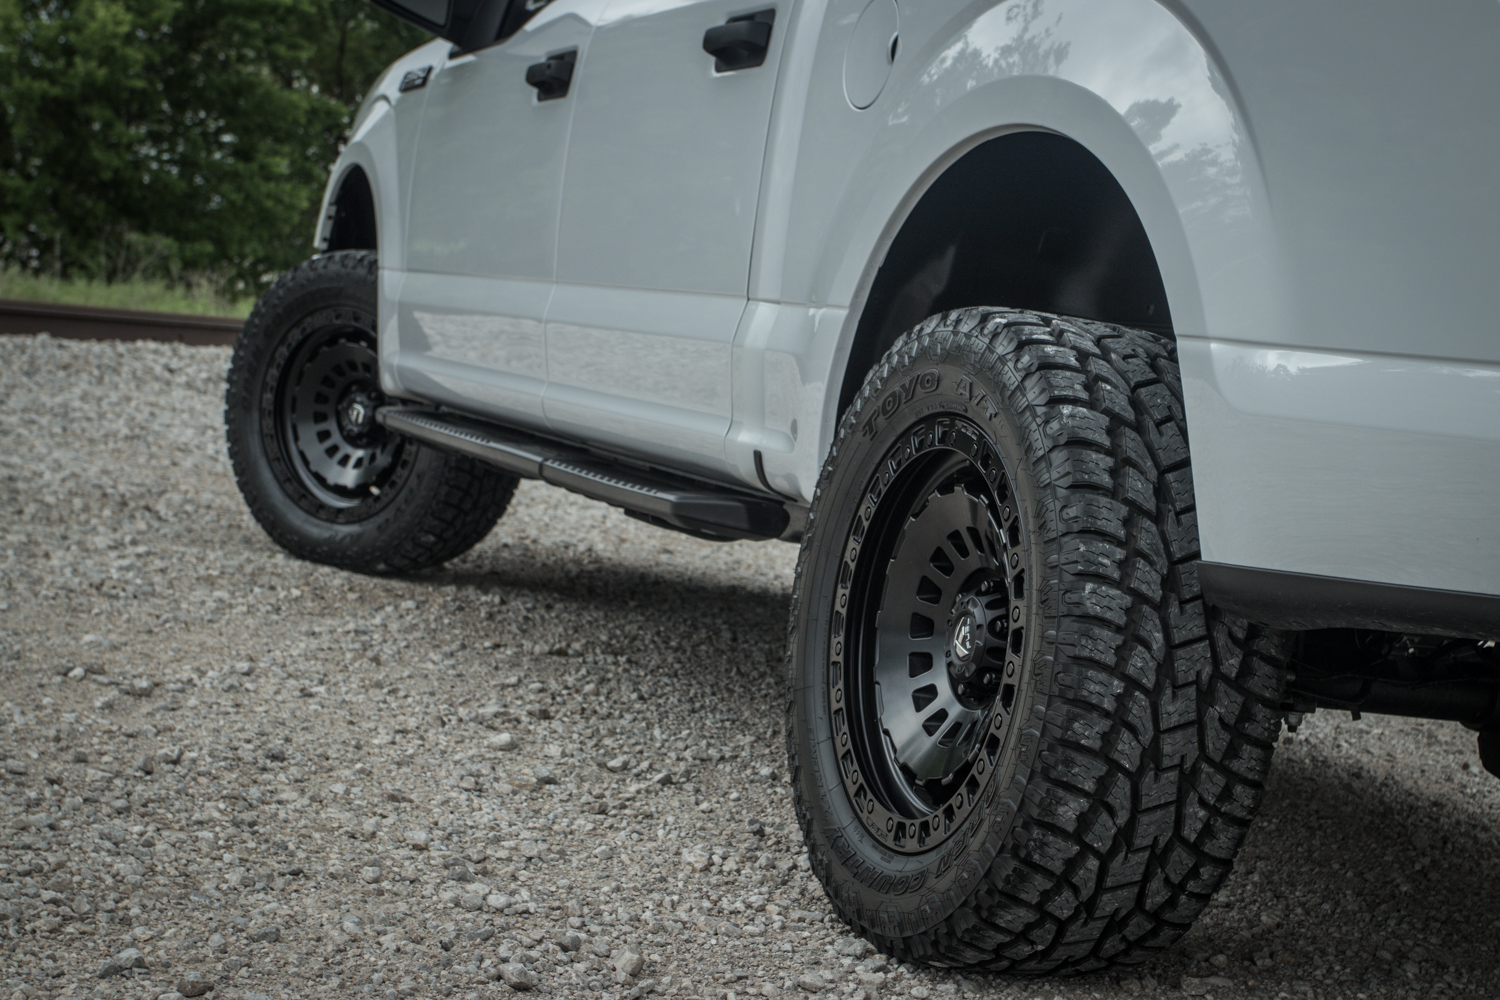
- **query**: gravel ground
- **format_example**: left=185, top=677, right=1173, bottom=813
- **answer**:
left=2, top=333, right=1498, bottom=1000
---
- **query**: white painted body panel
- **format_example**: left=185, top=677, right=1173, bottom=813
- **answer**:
left=556, top=0, right=784, bottom=297
left=323, top=0, right=1500, bottom=598
left=394, top=4, right=601, bottom=424
left=544, top=0, right=788, bottom=476
left=389, top=273, right=552, bottom=421
left=1182, top=339, right=1500, bottom=594
left=543, top=284, right=746, bottom=471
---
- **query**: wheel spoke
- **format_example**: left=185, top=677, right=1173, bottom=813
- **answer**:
left=872, top=638, right=941, bottom=691
left=883, top=683, right=984, bottom=782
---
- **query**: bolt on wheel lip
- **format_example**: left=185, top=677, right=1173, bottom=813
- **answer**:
left=829, top=414, right=1033, bottom=855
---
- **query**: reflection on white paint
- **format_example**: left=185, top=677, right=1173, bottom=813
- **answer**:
left=546, top=323, right=730, bottom=415
left=1206, top=339, right=1500, bottom=442
left=915, top=0, right=1251, bottom=235
left=1254, top=349, right=1363, bottom=377
left=1183, top=336, right=1500, bottom=591
left=413, top=311, right=546, bottom=379
left=763, top=350, right=804, bottom=436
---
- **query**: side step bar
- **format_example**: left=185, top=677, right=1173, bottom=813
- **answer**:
left=377, top=407, right=789, bottom=541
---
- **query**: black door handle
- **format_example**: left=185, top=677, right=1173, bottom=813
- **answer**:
left=526, top=49, right=576, bottom=101
left=703, top=10, right=775, bottom=72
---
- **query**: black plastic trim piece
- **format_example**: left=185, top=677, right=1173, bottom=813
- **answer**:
left=369, top=0, right=492, bottom=48
left=376, top=407, right=788, bottom=541
left=525, top=49, right=576, bottom=101
left=540, top=459, right=781, bottom=538
left=703, top=9, right=775, bottom=72
left=1199, top=561, right=1500, bottom=640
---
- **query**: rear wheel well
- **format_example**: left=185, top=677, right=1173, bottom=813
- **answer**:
left=839, top=131, right=1171, bottom=416
left=325, top=167, right=377, bottom=253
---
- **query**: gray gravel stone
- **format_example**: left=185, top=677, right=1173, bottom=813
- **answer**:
left=498, top=962, right=537, bottom=989
left=176, top=973, right=214, bottom=997
left=796, top=971, right=825, bottom=992
left=96, top=956, right=129, bottom=978
left=1180, top=975, right=1235, bottom=995
left=615, top=946, right=646, bottom=977
left=98, top=945, right=147, bottom=977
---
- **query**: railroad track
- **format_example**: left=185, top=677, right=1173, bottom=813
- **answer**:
left=0, top=297, right=242, bottom=346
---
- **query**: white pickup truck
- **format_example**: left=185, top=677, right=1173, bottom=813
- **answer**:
left=224, top=0, right=1500, bottom=973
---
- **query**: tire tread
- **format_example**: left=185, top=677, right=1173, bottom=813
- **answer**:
left=787, top=308, right=1289, bottom=972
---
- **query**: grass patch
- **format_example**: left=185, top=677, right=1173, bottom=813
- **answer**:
left=0, top=269, right=255, bottom=318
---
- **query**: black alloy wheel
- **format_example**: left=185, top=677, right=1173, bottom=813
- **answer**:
left=225, top=251, right=517, bottom=573
left=836, top=418, right=1032, bottom=857
left=268, top=321, right=410, bottom=520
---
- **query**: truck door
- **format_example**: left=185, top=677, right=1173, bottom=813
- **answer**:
left=543, top=0, right=789, bottom=477
left=390, top=0, right=604, bottom=429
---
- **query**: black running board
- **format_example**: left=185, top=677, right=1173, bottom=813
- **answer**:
left=377, top=407, right=789, bottom=541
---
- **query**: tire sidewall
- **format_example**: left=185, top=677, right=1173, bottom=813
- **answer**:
left=790, top=328, right=1059, bottom=939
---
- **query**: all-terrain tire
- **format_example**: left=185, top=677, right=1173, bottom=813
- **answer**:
left=786, top=308, right=1290, bottom=972
left=224, top=251, right=516, bottom=574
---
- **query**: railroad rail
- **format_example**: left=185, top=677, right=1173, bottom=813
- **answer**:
left=0, top=298, right=242, bottom=346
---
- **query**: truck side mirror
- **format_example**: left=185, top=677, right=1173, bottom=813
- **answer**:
left=367, top=0, right=512, bottom=53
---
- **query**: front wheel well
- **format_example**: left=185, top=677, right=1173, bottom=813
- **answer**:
left=839, top=131, right=1172, bottom=417
left=324, top=167, right=377, bottom=253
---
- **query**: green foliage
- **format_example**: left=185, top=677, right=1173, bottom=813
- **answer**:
left=0, top=266, right=254, bottom=315
left=0, top=0, right=428, bottom=291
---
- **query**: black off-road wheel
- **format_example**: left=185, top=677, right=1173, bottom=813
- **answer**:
left=224, top=251, right=516, bottom=574
left=787, top=309, right=1290, bottom=972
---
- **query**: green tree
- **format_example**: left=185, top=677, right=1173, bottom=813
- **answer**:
left=0, top=0, right=427, bottom=289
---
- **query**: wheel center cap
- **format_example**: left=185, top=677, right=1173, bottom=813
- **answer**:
left=951, top=612, right=979, bottom=663
left=336, top=386, right=381, bottom=441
